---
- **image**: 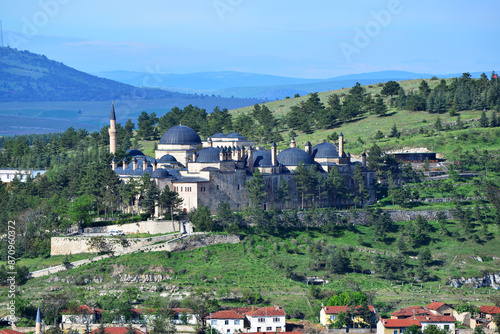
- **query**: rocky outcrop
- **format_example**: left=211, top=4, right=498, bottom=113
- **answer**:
left=117, top=273, right=173, bottom=283
left=166, top=234, right=241, bottom=252
left=447, top=272, right=500, bottom=289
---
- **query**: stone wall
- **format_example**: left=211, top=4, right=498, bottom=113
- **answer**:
left=51, top=233, right=180, bottom=256
left=84, top=220, right=182, bottom=234
left=139, top=234, right=241, bottom=253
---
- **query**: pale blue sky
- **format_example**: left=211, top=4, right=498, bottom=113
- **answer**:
left=1, top=0, right=499, bottom=78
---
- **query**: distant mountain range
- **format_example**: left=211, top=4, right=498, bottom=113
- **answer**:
left=96, top=70, right=488, bottom=100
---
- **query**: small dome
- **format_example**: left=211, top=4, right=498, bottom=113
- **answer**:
left=312, top=142, right=340, bottom=159
left=196, top=147, right=220, bottom=163
left=152, top=168, right=170, bottom=178
left=159, top=125, right=201, bottom=145
left=277, top=147, right=314, bottom=166
left=211, top=132, right=226, bottom=138
left=253, top=150, right=272, bottom=167
left=158, top=154, right=177, bottom=163
left=126, top=149, right=145, bottom=157
left=227, top=132, right=245, bottom=138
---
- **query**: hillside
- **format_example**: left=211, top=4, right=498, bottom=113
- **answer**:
left=229, top=78, right=500, bottom=159
left=0, top=47, right=190, bottom=102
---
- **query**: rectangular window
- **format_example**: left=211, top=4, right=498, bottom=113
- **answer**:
left=258, top=318, right=265, bottom=323
left=212, top=320, right=217, bottom=325
left=227, top=330, right=230, bottom=334
left=330, top=315, right=336, bottom=320
left=444, top=326, right=449, bottom=330
left=273, top=318, right=280, bottom=322
left=394, top=330, right=398, bottom=334
left=266, top=327, right=272, bottom=331
left=217, top=185, right=219, bottom=190
left=225, top=320, right=229, bottom=325
left=235, top=320, right=240, bottom=325
left=237, top=184, right=240, bottom=190
left=257, top=328, right=261, bottom=332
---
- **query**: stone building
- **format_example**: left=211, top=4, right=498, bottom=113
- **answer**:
left=109, top=103, right=376, bottom=214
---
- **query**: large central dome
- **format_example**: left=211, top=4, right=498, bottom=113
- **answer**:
left=159, top=125, right=201, bottom=145
left=277, top=147, right=314, bottom=166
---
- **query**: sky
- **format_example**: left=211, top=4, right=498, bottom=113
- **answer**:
left=1, top=0, right=499, bottom=79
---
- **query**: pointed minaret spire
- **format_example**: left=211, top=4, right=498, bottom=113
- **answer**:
left=110, top=100, right=116, bottom=121
left=36, top=307, right=42, bottom=334
left=109, top=101, right=117, bottom=154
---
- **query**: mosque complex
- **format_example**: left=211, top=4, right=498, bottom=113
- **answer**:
left=108, top=103, right=376, bottom=214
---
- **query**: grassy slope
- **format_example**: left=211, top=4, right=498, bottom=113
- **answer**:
left=13, top=217, right=500, bottom=318
left=229, top=79, right=500, bottom=158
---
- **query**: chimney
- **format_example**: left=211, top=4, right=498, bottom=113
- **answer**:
left=122, top=157, right=128, bottom=170
left=192, top=152, right=197, bottom=163
left=133, top=158, right=138, bottom=170
left=290, top=137, right=296, bottom=148
left=153, top=159, right=157, bottom=171
left=248, top=147, right=254, bottom=172
left=142, top=158, right=147, bottom=170
left=305, top=141, right=312, bottom=156
left=220, top=147, right=225, bottom=162
left=339, top=132, right=344, bottom=157
left=208, top=137, right=213, bottom=147
left=271, top=142, right=277, bottom=166
left=111, top=157, right=117, bottom=170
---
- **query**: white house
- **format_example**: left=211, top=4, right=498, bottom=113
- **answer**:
left=172, top=308, right=197, bottom=325
left=207, top=310, right=246, bottom=334
left=416, top=315, right=456, bottom=332
left=0, top=168, right=46, bottom=183
left=245, top=307, right=286, bottom=333
left=61, top=305, right=103, bottom=324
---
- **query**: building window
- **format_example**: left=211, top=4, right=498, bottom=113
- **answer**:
left=217, top=185, right=219, bottom=190
left=237, top=184, right=240, bottom=190
left=273, top=318, right=280, bottom=322
left=225, top=320, right=229, bottom=325
left=393, top=330, right=398, bottom=334
left=276, top=327, right=282, bottom=332
left=444, top=326, right=449, bottom=330
left=266, top=327, right=272, bottom=331
left=330, top=315, right=336, bottom=320
left=235, top=320, right=240, bottom=325
left=257, top=328, right=261, bottom=332
left=227, top=330, right=230, bottom=334
left=211, top=320, right=217, bottom=325
left=258, top=318, right=265, bottom=323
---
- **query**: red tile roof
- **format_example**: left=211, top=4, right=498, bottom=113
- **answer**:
left=246, top=307, right=286, bottom=317
left=381, top=319, right=422, bottom=328
left=426, top=302, right=447, bottom=311
left=0, top=329, right=26, bottom=334
left=90, top=327, right=146, bottom=334
left=232, top=307, right=253, bottom=315
left=208, top=310, right=246, bottom=319
left=479, top=306, right=500, bottom=314
left=391, top=306, right=431, bottom=317
left=416, top=315, right=456, bottom=323
left=322, top=305, right=375, bottom=315
left=62, top=305, right=103, bottom=315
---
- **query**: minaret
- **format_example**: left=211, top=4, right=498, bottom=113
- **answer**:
left=271, top=142, right=277, bottom=166
left=109, top=101, right=117, bottom=154
left=111, top=157, right=117, bottom=170
left=36, top=307, right=42, bottom=334
left=305, top=141, right=312, bottom=156
left=362, top=151, right=367, bottom=168
left=248, top=146, right=254, bottom=172
left=339, top=132, right=344, bottom=157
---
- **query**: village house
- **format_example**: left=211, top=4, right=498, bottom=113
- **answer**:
left=207, top=310, right=246, bottom=334
left=415, top=315, right=456, bottom=332
left=61, top=305, right=103, bottom=324
left=319, top=305, right=376, bottom=328
left=425, top=302, right=454, bottom=317
left=390, top=306, right=432, bottom=319
left=245, top=307, right=286, bottom=333
left=377, top=318, right=421, bottom=334
left=171, top=308, right=198, bottom=325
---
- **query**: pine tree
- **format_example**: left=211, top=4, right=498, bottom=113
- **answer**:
left=479, top=110, right=489, bottom=127
left=374, top=97, right=388, bottom=116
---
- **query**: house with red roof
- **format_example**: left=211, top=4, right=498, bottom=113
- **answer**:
left=90, top=327, right=146, bottom=334
left=245, top=307, right=286, bottom=333
left=425, top=302, right=454, bottom=317
left=320, top=305, right=376, bottom=327
left=207, top=310, right=246, bottom=334
left=415, top=315, right=456, bottom=332
left=377, top=318, right=421, bottom=334
left=390, top=306, right=432, bottom=320
left=171, top=308, right=197, bottom=325
left=479, top=306, right=500, bottom=320
left=61, top=305, right=104, bottom=324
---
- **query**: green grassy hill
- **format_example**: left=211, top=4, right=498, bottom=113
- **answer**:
left=229, top=79, right=500, bottom=159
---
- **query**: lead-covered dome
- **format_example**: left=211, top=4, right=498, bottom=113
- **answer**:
left=277, top=147, right=314, bottom=166
left=312, top=142, right=340, bottom=159
left=158, top=154, right=177, bottom=163
left=252, top=150, right=272, bottom=167
left=159, top=125, right=201, bottom=145
left=196, top=147, right=220, bottom=163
